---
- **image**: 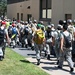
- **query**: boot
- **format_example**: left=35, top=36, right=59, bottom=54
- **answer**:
left=37, top=59, right=40, bottom=65
left=31, top=46, right=34, bottom=50
left=57, top=60, right=59, bottom=65
left=0, top=56, right=3, bottom=61
left=44, top=51, right=47, bottom=57
left=70, top=68, right=74, bottom=72
left=58, top=66, right=62, bottom=69
left=47, top=54, right=50, bottom=60
left=25, top=44, right=28, bottom=48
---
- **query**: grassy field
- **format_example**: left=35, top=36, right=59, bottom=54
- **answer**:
left=0, top=47, right=49, bottom=75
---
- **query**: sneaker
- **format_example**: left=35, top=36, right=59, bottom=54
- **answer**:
left=70, top=68, right=74, bottom=72
left=37, top=59, right=40, bottom=65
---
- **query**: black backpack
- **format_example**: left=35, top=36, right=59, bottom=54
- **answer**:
left=63, top=33, right=72, bottom=48
left=24, top=27, right=29, bottom=35
left=46, top=31, right=52, bottom=38
left=0, top=28, right=5, bottom=45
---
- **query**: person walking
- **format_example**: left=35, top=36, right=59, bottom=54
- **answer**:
left=0, top=21, right=10, bottom=60
left=58, top=24, right=74, bottom=72
left=32, top=24, right=45, bottom=65
left=45, top=25, right=52, bottom=60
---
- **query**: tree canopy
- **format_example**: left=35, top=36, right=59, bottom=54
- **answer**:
left=0, top=0, right=7, bottom=17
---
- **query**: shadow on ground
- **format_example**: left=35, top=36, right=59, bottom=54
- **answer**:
left=20, top=60, right=30, bottom=63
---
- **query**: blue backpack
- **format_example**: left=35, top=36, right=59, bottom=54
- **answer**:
left=12, top=27, right=17, bottom=34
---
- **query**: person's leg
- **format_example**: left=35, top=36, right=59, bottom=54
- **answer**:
left=25, top=38, right=28, bottom=48
left=66, top=50, right=74, bottom=72
left=55, top=47, right=60, bottom=64
left=35, top=44, right=41, bottom=65
left=2, top=45, right=6, bottom=58
left=46, top=44, right=50, bottom=60
left=58, top=52, right=65, bottom=68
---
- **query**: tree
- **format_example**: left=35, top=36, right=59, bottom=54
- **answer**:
left=0, top=0, right=7, bottom=17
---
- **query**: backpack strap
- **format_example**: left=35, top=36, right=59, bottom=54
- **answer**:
left=56, top=30, right=61, bottom=40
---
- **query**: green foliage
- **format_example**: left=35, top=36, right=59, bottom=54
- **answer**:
left=0, top=0, right=7, bottom=16
left=0, top=47, right=49, bottom=75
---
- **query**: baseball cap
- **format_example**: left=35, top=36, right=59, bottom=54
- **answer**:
left=37, top=24, right=41, bottom=27
left=51, top=24, right=54, bottom=27
left=57, top=24, right=63, bottom=29
left=67, top=19, right=72, bottom=23
left=47, top=25, right=51, bottom=28
left=12, top=23, right=16, bottom=27
left=1, top=21, right=6, bottom=25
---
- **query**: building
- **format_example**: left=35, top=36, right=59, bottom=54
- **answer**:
left=7, top=0, right=75, bottom=26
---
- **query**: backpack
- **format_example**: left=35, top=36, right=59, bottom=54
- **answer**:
left=55, top=30, right=61, bottom=49
left=24, top=27, right=29, bottom=35
left=0, top=28, right=5, bottom=45
left=63, top=33, right=72, bottom=48
left=56, top=30, right=61, bottom=41
left=46, top=31, right=52, bottom=39
left=67, top=26, right=74, bottom=40
left=12, top=27, right=17, bottom=34
left=33, top=29, right=45, bottom=44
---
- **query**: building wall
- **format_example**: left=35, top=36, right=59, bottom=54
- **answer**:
left=7, top=0, right=75, bottom=26
left=52, top=0, right=64, bottom=26
left=52, top=0, right=75, bottom=26
left=7, top=0, right=40, bottom=21
left=64, top=0, right=75, bottom=19
left=30, top=0, right=40, bottom=22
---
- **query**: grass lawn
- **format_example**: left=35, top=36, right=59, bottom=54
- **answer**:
left=0, top=47, right=49, bottom=75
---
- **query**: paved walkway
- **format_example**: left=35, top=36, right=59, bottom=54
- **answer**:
left=12, top=47, right=75, bottom=75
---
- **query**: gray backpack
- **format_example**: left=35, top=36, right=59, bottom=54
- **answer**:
left=63, top=33, right=72, bottom=48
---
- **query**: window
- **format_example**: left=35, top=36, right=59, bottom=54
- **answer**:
left=40, top=0, right=52, bottom=20
left=17, top=13, right=19, bottom=20
left=27, top=14, right=32, bottom=23
left=65, top=14, right=72, bottom=22
left=21, top=13, right=23, bottom=21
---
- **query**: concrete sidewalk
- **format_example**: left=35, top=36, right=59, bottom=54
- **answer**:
left=26, top=57, right=75, bottom=75
left=12, top=47, right=75, bottom=75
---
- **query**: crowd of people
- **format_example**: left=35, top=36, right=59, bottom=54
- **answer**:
left=0, top=18, right=75, bottom=72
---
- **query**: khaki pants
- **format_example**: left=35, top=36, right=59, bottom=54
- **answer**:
left=34, top=43, right=43, bottom=60
left=59, top=48, right=74, bottom=68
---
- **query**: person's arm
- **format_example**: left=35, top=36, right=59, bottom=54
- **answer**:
left=32, top=31, right=36, bottom=43
left=5, top=29, right=10, bottom=45
left=6, top=33, right=10, bottom=45
left=51, top=31, right=55, bottom=46
left=60, top=34, right=64, bottom=52
left=17, top=28, right=20, bottom=36
left=73, top=30, right=75, bottom=40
